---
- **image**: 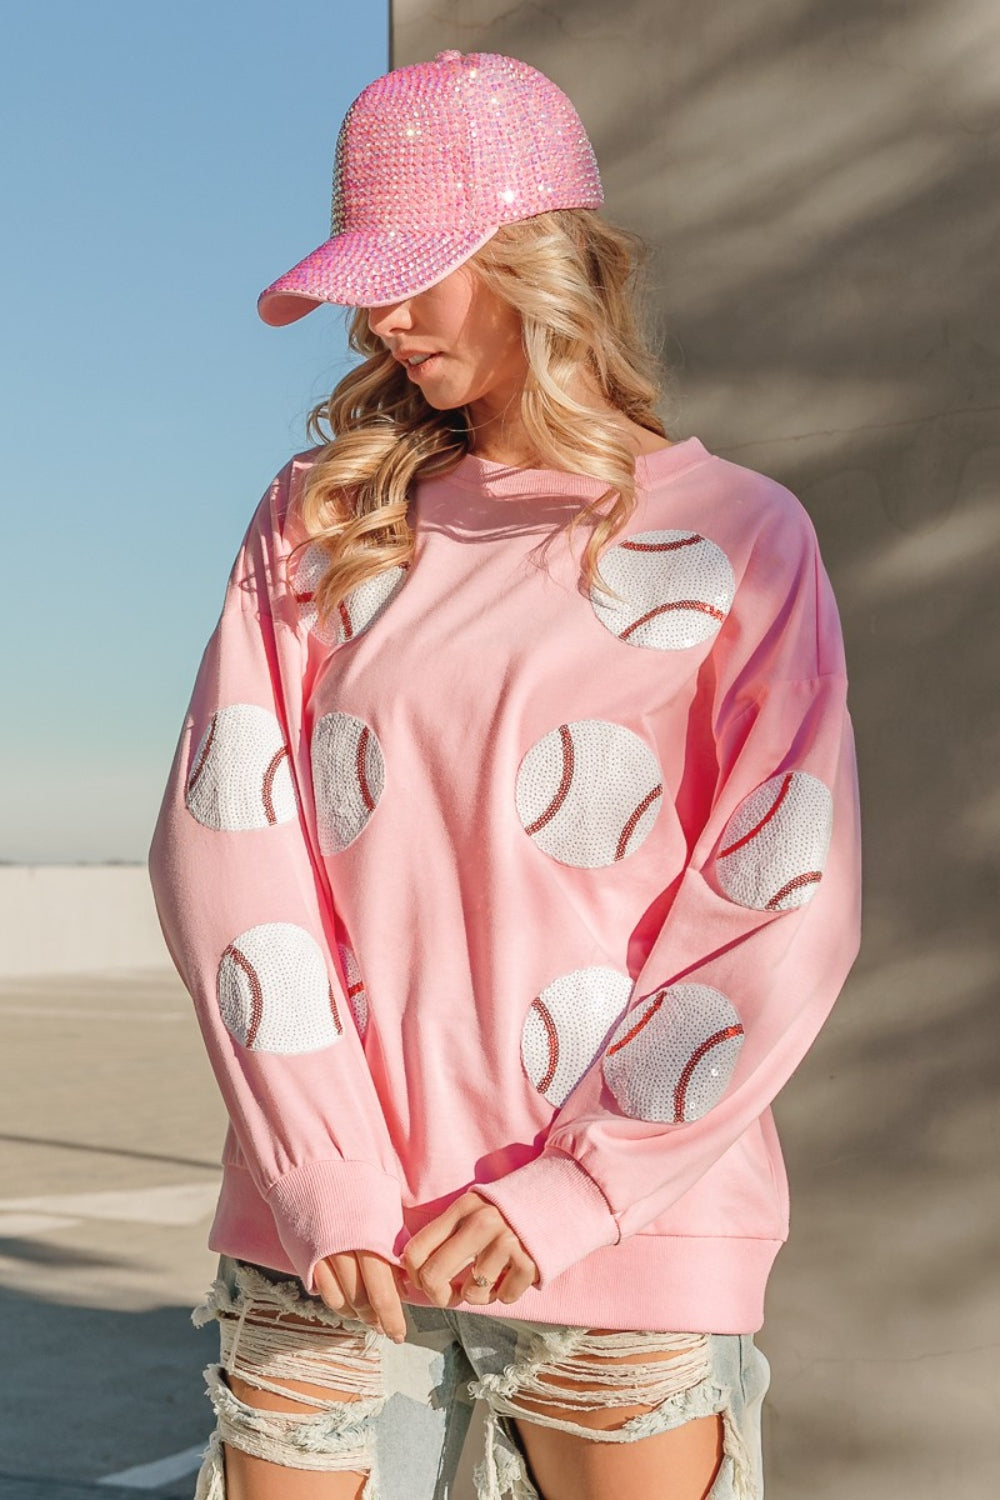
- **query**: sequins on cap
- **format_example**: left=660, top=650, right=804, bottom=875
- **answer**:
left=516, top=720, right=663, bottom=868
left=258, top=52, right=604, bottom=319
left=716, top=771, right=834, bottom=911
left=291, top=541, right=408, bottom=648
left=521, top=966, right=633, bottom=1108
left=591, top=530, right=735, bottom=651
left=603, top=984, right=744, bottom=1123
left=217, top=923, right=343, bottom=1054
left=185, top=704, right=297, bottom=832
left=311, top=713, right=385, bottom=855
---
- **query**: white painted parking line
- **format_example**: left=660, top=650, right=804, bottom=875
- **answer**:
left=98, top=1443, right=207, bottom=1488
left=0, top=1212, right=79, bottom=1236
left=0, top=1182, right=220, bottom=1225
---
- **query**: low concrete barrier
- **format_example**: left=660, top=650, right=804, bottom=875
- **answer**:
left=0, top=865, right=171, bottom=978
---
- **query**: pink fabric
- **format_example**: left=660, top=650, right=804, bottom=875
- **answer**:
left=257, top=51, right=604, bottom=321
left=148, top=437, right=861, bottom=1332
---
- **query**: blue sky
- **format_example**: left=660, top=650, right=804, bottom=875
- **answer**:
left=0, top=1, right=388, bottom=862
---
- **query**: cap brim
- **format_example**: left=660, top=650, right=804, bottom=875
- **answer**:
left=257, top=225, right=500, bottom=325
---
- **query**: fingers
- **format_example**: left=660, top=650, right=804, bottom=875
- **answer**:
left=405, top=1196, right=538, bottom=1309
left=314, top=1252, right=408, bottom=1343
left=358, top=1251, right=407, bottom=1343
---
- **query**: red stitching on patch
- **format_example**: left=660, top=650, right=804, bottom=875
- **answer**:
left=293, top=589, right=315, bottom=605
left=262, top=746, right=290, bottom=824
left=356, top=726, right=377, bottom=812
left=525, top=725, right=575, bottom=836
left=328, top=983, right=343, bottom=1034
left=186, top=715, right=216, bottom=794
left=621, top=599, right=726, bottom=639
left=338, top=600, right=354, bottom=641
left=615, top=783, right=663, bottom=860
left=606, top=990, right=667, bottom=1056
left=620, top=534, right=702, bottom=552
left=531, top=998, right=560, bottom=1094
left=346, top=980, right=365, bottom=999
left=766, top=871, right=822, bottom=909
left=719, top=773, right=794, bottom=858
left=223, top=943, right=264, bottom=1048
left=673, top=1025, right=744, bottom=1122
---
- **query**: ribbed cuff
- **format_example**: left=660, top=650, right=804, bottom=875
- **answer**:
left=266, top=1159, right=404, bottom=1295
left=474, top=1151, right=620, bottom=1288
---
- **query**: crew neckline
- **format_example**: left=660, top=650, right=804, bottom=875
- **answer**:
left=444, top=436, right=710, bottom=499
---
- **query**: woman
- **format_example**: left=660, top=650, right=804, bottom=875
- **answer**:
left=149, top=50, right=861, bottom=1500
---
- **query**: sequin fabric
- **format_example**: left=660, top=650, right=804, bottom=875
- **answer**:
left=337, top=940, right=369, bottom=1038
left=515, top=719, right=664, bottom=868
left=521, top=965, right=633, bottom=1108
left=258, top=51, right=604, bottom=322
left=716, top=771, right=834, bottom=911
left=603, top=983, right=745, bottom=1123
left=291, top=542, right=409, bottom=648
left=217, top=922, right=343, bottom=1054
left=185, top=703, right=298, bottom=831
left=311, top=711, right=386, bottom=855
left=590, top=530, right=736, bottom=651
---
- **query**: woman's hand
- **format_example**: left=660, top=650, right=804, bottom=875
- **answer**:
left=402, top=1191, right=539, bottom=1308
left=313, top=1250, right=408, bottom=1343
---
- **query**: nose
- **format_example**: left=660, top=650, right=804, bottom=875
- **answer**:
left=366, top=298, right=412, bottom=341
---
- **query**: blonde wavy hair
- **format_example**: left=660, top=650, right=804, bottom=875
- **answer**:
left=294, top=208, right=669, bottom=618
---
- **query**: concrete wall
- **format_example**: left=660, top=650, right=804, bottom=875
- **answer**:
left=393, top=6, right=1000, bottom=1497
left=0, top=866, right=171, bottom=977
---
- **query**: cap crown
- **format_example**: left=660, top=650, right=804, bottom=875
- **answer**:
left=331, top=50, right=603, bottom=237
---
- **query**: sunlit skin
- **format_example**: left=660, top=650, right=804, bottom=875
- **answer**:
left=221, top=270, right=723, bottom=1500
left=366, top=263, right=674, bottom=469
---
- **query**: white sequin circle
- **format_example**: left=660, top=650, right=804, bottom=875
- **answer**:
left=292, top=541, right=407, bottom=647
left=217, top=922, right=342, bottom=1054
left=311, top=712, right=385, bottom=855
left=521, top=966, right=633, bottom=1108
left=603, top=983, right=744, bottom=1123
left=185, top=703, right=297, bottom=832
left=716, top=771, right=833, bottom=911
left=590, top=530, right=735, bottom=650
left=338, top=940, right=369, bottom=1038
left=516, top=720, right=663, bottom=867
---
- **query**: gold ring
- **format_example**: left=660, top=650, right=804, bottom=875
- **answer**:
left=471, top=1269, right=492, bottom=1288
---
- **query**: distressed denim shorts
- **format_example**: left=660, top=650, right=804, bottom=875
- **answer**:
left=190, top=1254, right=770, bottom=1499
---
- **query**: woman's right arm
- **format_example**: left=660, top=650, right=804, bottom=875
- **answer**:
left=148, top=457, right=405, bottom=1299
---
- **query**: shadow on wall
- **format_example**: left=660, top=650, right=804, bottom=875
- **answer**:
left=395, top=2, right=1000, bottom=1494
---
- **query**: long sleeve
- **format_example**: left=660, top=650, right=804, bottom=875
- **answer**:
left=148, top=459, right=404, bottom=1293
left=476, top=494, right=863, bottom=1287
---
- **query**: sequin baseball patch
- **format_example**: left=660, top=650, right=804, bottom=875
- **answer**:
left=338, top=940, right=369, bottom=1038
left=185, top=703, right=297, bottom=832
left=311, top=712, right=385, bottom=855
left=590, top=530, right=735, bottom=650
left=291, top=541, right=408, bottom=648
left=716, top=771, right=834, bottom=911
left=516, top=719, right=664, bottom=868
left=602, top=983, right=744, bottom=1123
left=521, top=966, right=633, bottom=1108
left=217, top=922, right=343, bottom=1054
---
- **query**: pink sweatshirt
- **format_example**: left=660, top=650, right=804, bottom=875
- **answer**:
left=148, top=436, right=861, bottom=1334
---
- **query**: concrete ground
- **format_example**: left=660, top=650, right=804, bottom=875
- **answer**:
left=0, top=970, right=485, bottom=1499
left=2, top=961, right=997, bottom=1497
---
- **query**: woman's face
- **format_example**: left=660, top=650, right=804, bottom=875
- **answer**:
left=365, top=264, right=528, bottom=417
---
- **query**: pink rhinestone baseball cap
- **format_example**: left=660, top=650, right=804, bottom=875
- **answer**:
left=257, top=50, right=604, bottom=324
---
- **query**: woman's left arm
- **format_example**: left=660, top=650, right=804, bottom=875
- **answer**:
left=471, top=497, right=863, bottom=1289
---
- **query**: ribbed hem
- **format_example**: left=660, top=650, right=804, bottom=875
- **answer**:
left=402, top=1231, right=781, bottom=1334
left=264, top=1159, right=404, bottom=1295
left=473, top=1150, right=620, bottom=1287
left=444, top=436, right=711, bottom=499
